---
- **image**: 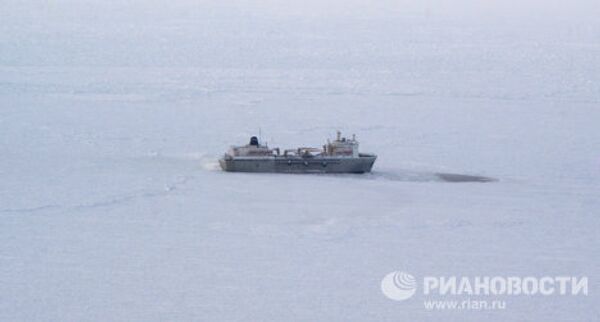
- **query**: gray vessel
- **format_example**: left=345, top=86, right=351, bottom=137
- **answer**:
left=219, top=131, right=376, bottom=173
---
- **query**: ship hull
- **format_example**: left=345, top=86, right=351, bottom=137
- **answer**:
left=219, top=154, right=376, bottom=173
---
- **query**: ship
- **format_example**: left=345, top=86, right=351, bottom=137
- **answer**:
left=219, top=131, right=376, bottom=173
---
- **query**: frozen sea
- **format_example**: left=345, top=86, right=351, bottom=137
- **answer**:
left=1, top=1, right=599, bottom=321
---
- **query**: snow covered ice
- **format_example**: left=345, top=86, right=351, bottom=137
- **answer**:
left=1, top=1, right=599, bottom=321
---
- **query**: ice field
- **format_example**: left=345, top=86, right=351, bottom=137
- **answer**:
left=1, top=1, right=599, bottom=321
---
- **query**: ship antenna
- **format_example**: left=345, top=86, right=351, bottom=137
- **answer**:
left=259, top=127, right=262, bottom=146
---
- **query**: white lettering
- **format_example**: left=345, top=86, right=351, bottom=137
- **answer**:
left=490, top=277, right=507, bottom=295
left=522, top=277, right=538, bottom=295
left=424, top=277, right=439, bottom=295
left=571, top=277, right=588, bottom=295
left=439, top=277, right=456, bottom=295
left=458, top=277, right=473, bottom=295
left=474, top=276, right=489, bottom=295
left=539, top=277, right=554, bottom=295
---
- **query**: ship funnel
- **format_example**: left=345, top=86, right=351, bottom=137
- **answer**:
left=249, top=136, right=259, bottom=146
left=336, top=130, right=341, bottom=141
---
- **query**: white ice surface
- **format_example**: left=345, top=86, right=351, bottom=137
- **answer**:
left=1, top=1, right=599, bottom=321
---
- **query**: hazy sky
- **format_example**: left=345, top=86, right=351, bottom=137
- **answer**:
left=1, top=0, right=599, bottom=68
left=2, top=0, right=600, bottom=22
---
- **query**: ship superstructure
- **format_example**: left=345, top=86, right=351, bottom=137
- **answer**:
left=219, top=131, right=376, bottom=173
